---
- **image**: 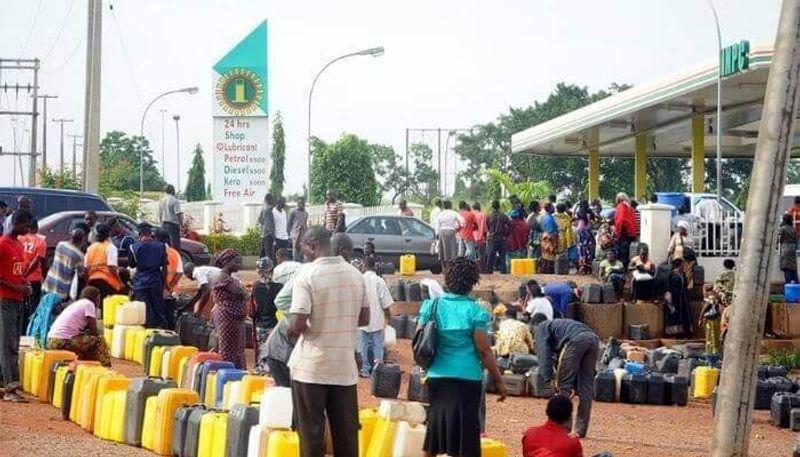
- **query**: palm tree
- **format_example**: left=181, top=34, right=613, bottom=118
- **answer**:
left=482, top=168, right=552, bottom=208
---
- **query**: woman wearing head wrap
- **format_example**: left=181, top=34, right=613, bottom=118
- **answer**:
left=84, top=222, right=123, bottom=300
left=210, top=248, right=249, bottom=369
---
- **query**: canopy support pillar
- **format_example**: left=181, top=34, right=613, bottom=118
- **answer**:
left=634, top=134, right=648, bottom=201
left=691, top=114, right=706, bottom=193
left=588, top=128, right=600, bottom=201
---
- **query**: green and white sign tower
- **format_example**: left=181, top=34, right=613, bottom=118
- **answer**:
left=212, top=20, right=269, bottom=201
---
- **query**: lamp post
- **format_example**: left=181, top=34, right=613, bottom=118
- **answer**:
left=173, top=114, right=181, bottom=193
left=707, top=0, right=723, bottom=201
left=138, top=86, right=198, bottom=201
left=306, top=47, right=384, bottom=196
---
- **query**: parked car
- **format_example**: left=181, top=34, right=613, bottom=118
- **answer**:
left=0, top=187, right=112, bottom=220
left=345, top=215, right=440, bottom=272
left=37, top=211, right=212, bottom=266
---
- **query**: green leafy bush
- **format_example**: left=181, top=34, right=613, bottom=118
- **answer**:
left=200, top=226, right=261, bottom=256
left=763, top=349, right=800, bottom=371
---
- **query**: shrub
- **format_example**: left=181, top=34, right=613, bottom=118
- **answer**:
left=200, top=226, right=262, bottom=256
left=763, top=349, right=800, bottom=371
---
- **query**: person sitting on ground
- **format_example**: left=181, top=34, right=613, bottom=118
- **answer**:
left=84, top=223, right=123, bottom=301
left=522, top=395, right=584, bottom=457
left=525, top=281, right=554, bottom=321
left=272, top=248, right=302, bottom=285
left=47, top=286, right=111, bottom=367
left=182, top=262, right=221, bottom=317
left=598, top=251, right=625, bottom=295
left=531, top=314, right=599, bottom=439
left=628, top=244, right=655, bottom=301
left=494, top=306, right=534, bottom=357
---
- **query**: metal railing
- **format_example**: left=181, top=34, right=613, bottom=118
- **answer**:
left=693, top=211, right=743, bottom=258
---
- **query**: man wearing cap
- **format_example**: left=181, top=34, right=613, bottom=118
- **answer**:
left=129, top=223, right=169, bottom=329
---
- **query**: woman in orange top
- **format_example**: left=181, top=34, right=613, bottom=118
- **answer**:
left=155, top=228, right=183, bottom=295
left=84, top=223, right=122, bottom=300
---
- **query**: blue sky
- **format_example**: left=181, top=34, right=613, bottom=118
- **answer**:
left=0, top=0, right=782, bottom=194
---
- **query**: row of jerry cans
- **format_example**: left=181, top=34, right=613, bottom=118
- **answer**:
left=351, top=406, right=507, bottom=457
left=110, top=327, right=182, bottom=366
left=20, top=348, right=77, bottom=401
left=102, top=295, right=146, bottom=327
left=173, top=403, right=270, bottom=457
left=594, top=369, right=689, bottom=406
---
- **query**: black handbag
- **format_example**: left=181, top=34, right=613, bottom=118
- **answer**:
left=412, top=298, right=440, bottom=369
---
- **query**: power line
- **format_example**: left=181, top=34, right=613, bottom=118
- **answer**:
left=46, top=34, right=85, bottom=74
left=43, top=0, right=77, bottom=63
left=18, top=0, right=45, bottom=59
left=108, top=2, right=143, bottom=103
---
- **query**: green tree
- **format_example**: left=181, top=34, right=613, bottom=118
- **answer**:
left=455, top=82, right=693, bottom=202
left=406, top=143, right=440, bottom=205
left=38, top=167, right=81, bottom=190
left=269, top=112, right=286, bottom=196
left=371, top=143, right=408, bottom=203
left=206, top=183, right=212, bottom=199
left=310, top=134, right=379, bottom=206
left=184, top=144, right=207, bottom=202
left=98, top=130, right=165, bottom=195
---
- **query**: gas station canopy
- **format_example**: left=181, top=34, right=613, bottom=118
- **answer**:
left=510, top=45, right=784, bottom=200
left=512, top=46, right=774, bottom=159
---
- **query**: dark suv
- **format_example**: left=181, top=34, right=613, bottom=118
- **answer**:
left=0, top=187, right=111, bottom=220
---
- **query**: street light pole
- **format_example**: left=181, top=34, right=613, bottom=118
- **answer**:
left=707, top=0, right=723, bottom=201
left=138, top=86, right=198, bottom=201
left=173, top=114, right=181, bottom=194
left=159, top=109, right=167, bottom=179
left=307, top=47, right=385, bottom=196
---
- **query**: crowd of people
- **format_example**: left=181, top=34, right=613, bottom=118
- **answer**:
left=428, top=192, right=642, bottom=276
left=0, top=185, right=772, bottom=456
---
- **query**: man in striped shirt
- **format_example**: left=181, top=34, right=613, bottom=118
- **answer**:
left=42, top=228, right=86, bottom=300
left=323, top=189, right=343, bottom=232
left=288, top=227, right=369, bottom=456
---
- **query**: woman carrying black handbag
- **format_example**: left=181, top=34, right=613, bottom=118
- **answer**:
left=415, top=257, right=506, bottom=457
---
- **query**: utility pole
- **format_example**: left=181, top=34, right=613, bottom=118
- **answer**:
left=159, top=109, right=166, bottom=179
left=173, top=114, right=181, bottom=193
left=52, top=118, right=73, bottom=172
left=33, top=93, right=57, bottom=170
left=711, top=0, right=800, bottom=455
left=29, top=59, right=39, bottom=186
left=83, top=0, right=102, bottom=192
left=68, top=134, right=83, bottom=179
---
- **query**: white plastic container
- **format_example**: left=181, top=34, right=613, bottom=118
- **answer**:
left=246, top=425, right=265, bottom=457
left=115, top=301, right=146, bottom=325
left=384, top=325, right=397, bottom=348
left=378, top=400, right=406, bottom=421
left=613, top=368, right=626, bottom=401
left=223, top=380, right=243, bottom=409
left=259, top=387, right=293, bottom=428
left=402, top=402, right=426, bottom=426
left=392, top=421, right=426, bottom=457
left=111, top=325, right=134, bottom=358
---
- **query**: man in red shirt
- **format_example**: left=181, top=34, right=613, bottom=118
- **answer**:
left=522, top=395, right=584, bottom=457
left=19, top=218, right=46, bottom=329
left=613, top=193, right=638, bottom=267
left=472, top=202, right=487, bottom=266
left=458, top=201, right=478, bottom=260
left=0, top=209, right=33, bottom=402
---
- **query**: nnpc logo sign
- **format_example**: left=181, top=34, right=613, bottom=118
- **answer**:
left=215, top=67, right=264, bottom=116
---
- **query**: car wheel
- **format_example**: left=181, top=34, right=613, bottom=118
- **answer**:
left=180, top=251, right=193, bottom=265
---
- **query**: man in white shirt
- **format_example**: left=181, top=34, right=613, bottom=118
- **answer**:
left=357, top=256, right=393, bottom=378
left=288, top=228, right=369, bottom=456
left=433, top=200, right=464, bottom=262
left=523, top=282, right=554, bottom=321
left=273, top=196, right=291, bottom=252
left=429, top=199, right=443, bottom=233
